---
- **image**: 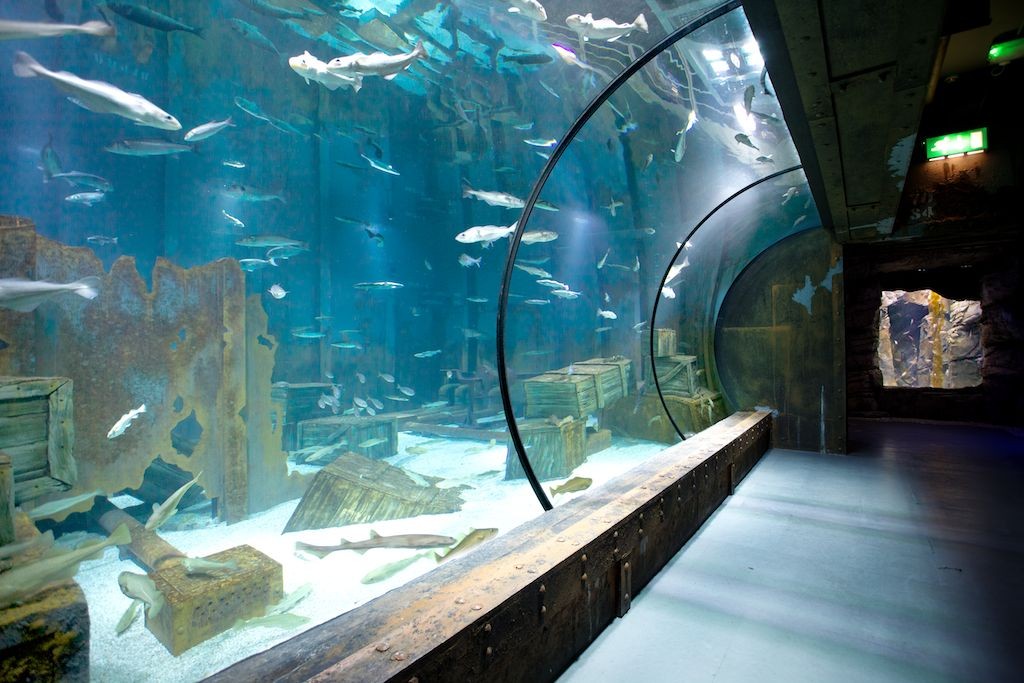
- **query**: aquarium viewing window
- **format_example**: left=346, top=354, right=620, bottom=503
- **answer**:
left=924, top=128, right=987, bottom=160
left=877, top=290, right=983, bottom=389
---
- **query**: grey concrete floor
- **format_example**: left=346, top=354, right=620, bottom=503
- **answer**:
left=558, top=420, right=1024, bottom=683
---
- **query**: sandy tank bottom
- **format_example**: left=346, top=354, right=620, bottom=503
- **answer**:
left=73, top=431, right=666, bottom=682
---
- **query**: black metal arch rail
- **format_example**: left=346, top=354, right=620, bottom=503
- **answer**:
left=649, top=164, right=804, bottom=440
left=496, top=0, right=744, bottom=511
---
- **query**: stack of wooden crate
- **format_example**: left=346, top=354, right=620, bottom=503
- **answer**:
left=523, top=356, right=631, bottom=419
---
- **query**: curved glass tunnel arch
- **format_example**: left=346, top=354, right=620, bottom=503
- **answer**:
left=499, top=3, right=821, bottom=509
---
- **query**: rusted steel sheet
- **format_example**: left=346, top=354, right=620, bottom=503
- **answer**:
left=207, top=411, right=771, bottom=682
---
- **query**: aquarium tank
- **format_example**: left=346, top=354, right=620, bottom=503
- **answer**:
left=0, top=0, right=824, bottom=680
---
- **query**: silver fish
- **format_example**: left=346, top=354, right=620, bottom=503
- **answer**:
left=295, top=531, right=455, bottom=558
left=360, top=552, right=428, bottom=584
left=228, top=19, right=279, bottom=56
left=236, top=234, right=304, bottom=248
left=115, top=599, right=142, bottom=635
left=104, top=139, right=192, bottom=156
left=326, top=41, right=427, bottom=79
left=0, top=19, right=114, bottom=41
left=104, top=3, right=202, bottom=37
left=521, top=230, right=558, bottom=244
left=353, top=281, right=404, bottom=290
left=145, top=471, right=201, bottom=531
left=565, top=13, right=648, bottom=42
left=414, top=349, right=441, bottom=358
left=0, top=276, right=100, bottom=312
left=64, top=191, right=105, bottom=206
left=398, top=385, right=415, bottom=397
left=28, top=490, right=105, bottom=521
left=184, top=117, right=234, bottom=142
left=514, top=263, right=551, bottom=278
left=52, top=171, right=112, bottom=192
left=461, top=182, right=524, bottom=209
left=107, top=403, right=146, bottom=439
left=118, top=571, right=165, bottom=617
left=12, top=52, right=179, bottom=130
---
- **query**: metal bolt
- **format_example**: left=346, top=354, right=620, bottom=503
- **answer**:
left=486, top=646, right=493, bottom=657
left=539, top=584, right=546, bottom=593
left=540, top=605, right=547, bottom=614
left=484, top=623, right=492, bottom=633
left=581, top=573, right=588, bottom=582
left=581, top=554, right=587, bottom=562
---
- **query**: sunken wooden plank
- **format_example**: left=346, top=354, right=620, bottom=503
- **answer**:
left=653, top=328, right=677, bottom=357
left=403, top=423, right=506, bottom=442
left=0, top=377, right=75, bottom=505
left=505, top=418, right=586, bottom=481
left=283, top=451, right=465, bottom=532
left=207, top=412, right=771, bottom=683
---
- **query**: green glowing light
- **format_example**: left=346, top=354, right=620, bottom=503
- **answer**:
left=988, top=36, right=1024, bottom=63
left=925, top=128, right=987, bottom=160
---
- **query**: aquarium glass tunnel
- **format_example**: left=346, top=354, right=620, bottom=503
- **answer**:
left=0, top=0, right=820, bottom=680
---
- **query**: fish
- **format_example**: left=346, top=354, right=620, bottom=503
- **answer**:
left=434, top=528, right=498, bottom=562
left=289, top=51, right=362, bottom=91
left=514, top=263, right=551, bottom=278
left=52, top=171, right=112, bottom=192
left=461, top=182, right=524, bottom=209
left=13, top=52, right=180, bottom=130
left=368, top=397, right=384, bottom=410
left=236, top=234, right=304, bottom=248
left=268, top=284, right=288, bottom=299
left=524, top=299, right=550, bottom=305
left=539, top=80, right=560, bottom=98
left=222, top=159, right=246, bottom=168
left=360, top=153, right=400, bottom=175
left=104, top=139, right=192, bottom=156
left=550, top=289, right=581, bottom=299
left=551, top=43, right=602, bottom=74
left=414, top=349, right=441, bottom=358
left=661, top=285, right=676, bottom=299
left=239, top=258, right=277, bottom=271
left=238, top=0, right=309, bottom=20
left=467, top=297, right=488, bottom=303
left=222, top=210, right=245, bottom=228
left=228, top=19, right=279, bottom=56
left=424, top=260, right=432, bottom=270
left=222, top=184, right=284, bottom=203
left=378, top=372, right=395, bottom=383
left=604, top=199, right=623, bottom=216
left=511, top=121, right=535, bottom=130
left=459, top=254, right=482, bottom=268
left=0, top=530, right=54, bottom=561
left=360, top=552, right=428, bottom=584
left=117, top=571, right=165, bottom=617
left=326, top=41, right=427, bottom=80
left=524, top=138, right=557, bottom=148
left=40, top=135, right=62, bottom=182
left=743, top=84, right=755, bottom=113
left=536, top=278, right=569, bottom=290
left=781, top=186, right=799, bottom=205
left=597, top=308, right=617, bottom=319
left=455, top=223, right=517, bottom=244
left=398, top=385, right=415, bottom=397
left=0, top=524, right=130, bottom=609
left=184, top=117, right=234, bottom=142
left=0, top=276, right=100, bottom=313
left=634, top=255, right=641, bottom=272
left=642, top=227, right=656, bottom=235
left=64, top=191, right=105, bottom=206
left=666, top=259, right=689, bottom=283
left=594, top=326, right=612, bottom=333
left=597, top=249, right=610, bottom=269
left=266, top=244, right=306, bottom=260
left=292, top=330, right=325, bottom=339
left=355, top=372, right=367, bottom=384
left=0, top=18, right=114, bottom=41
left=28, top=490, right=105, bottom=521
left=295, top=531, right=457, bottom=558
left=565, top=13, right=648, bottom=42
left=180, top=557, right=240, bottom=576
left=104, top=4, right=202, bottom=37
left=521, top=230, right=558, bottom=244
left=353, top=281, right=404, bottom=290
left=505, top=0, right=547, bottom=21
left=331, top=342, right=362, bottom=350
left=106, top=403, right=147, bottom=440
left=548, top=479, right=598, bottom=493
left=353, top=397, right=368, bottom=408
left=115, top=599, right=142, bottom=635
left=734, top=133, right=759, bottom=149
left=358, top=437, right=387, bottom=448
left=145, top=471, right=202, bottom=531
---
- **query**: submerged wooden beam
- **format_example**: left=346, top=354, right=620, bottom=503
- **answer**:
left=207, top=411, right=771, bottom=683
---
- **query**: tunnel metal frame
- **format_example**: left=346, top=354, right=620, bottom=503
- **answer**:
left=497, top=0, right=744, bottom=511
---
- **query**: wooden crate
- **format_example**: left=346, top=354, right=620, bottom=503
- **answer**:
left=149, top=545, right=282, bottom=656
left=271, top=382, right=333, bottom=450
left=664, top=392, right=726, bottom=434
left=505, top=418, right=586, bottom=481
left=653, top=355, right=699, bottom=397
left=585, top=429, right=612, bottom=456
left=654, top=329, right=677, bottom=357
left=572, top=356, right=631, bottom=407
left=523, top=373, right=599, bottom=418
left=284, top=452, right=465, bottom=532
left=0, top=377, right=75, bottom=505
left=522, top=356, right=631, bottom=419
left=296, top=415, right=397, bottom=460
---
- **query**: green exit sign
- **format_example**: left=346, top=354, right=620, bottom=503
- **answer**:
left=925, top=128, right=988, bottom=160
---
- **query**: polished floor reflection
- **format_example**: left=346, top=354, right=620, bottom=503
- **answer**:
left=559, top=419, right=1024, bottom=683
